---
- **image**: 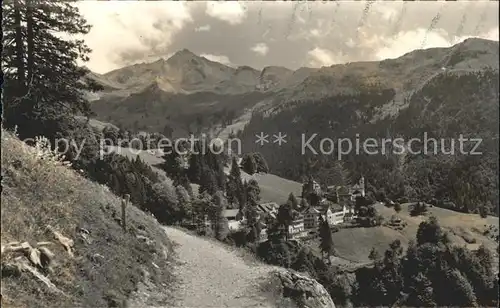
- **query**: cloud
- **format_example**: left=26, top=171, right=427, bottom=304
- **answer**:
left=375, top=28, right=448, bottom=60
left=200, top=53, right=232, bottom=66
left=76, top=1, right=193, bottom=73
left=375, top=27, right=499, bottom=61
left=195, top=24, right=211, bottom=32
left=307, top=47, right=345, bottom=67
left=205, top=2, right=247, bottom=25
left=76, top=1, right=498, bottom=72
left=251, top=43, right=269, bottom=56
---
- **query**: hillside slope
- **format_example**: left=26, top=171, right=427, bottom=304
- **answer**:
left=1, top=130, right=173, bottom=308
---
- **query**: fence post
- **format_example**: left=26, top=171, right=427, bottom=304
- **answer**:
left=122, top=194, right=130, bottom=231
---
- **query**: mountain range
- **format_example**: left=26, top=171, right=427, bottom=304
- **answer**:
left=89, top=38, right=498, bottom=138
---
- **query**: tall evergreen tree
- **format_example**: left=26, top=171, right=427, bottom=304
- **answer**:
left=227, top=157, right=244, bottom=207
left=3, top=0, right=102, bottom=137
left=243, top=179, right=261, bottom=242
left=187, top=149, right=203, bottom=183
left=241, top=153, right=257, bottom=175
left=318, top=216, right=335, bottom=263
left=211, top=191, right=229, bottom=241
left=277, top=203, right=293, bottom=240
left=198, top=167, right=218, bottom=196
left=287, top=193, right=299, bottom=210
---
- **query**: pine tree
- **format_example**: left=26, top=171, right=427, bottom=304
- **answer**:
left=227, top=157, right=244, bottom=207
left=405, top=272, right=436, bottom=307
left=242, top=153, right=257, bottom=175
left=318, top=217, right=334, bottom=263
left=300, top=197, right=309, bottom=210
left=416, top=216, right=444, bottom=246
left=243, top=180, right=261, bottom=242
left=211, top=191, right=229, bottom=241
left=277, top=203, right=293, bottom=240
left=3, top=0, right=102, bottom=137
left=252, top=152, right=269, bottom=173
left=187, top=150, right=203, bottom=183
left=176, top=185, right=192, bottom=222
left=287, top=193, right=299, bottom=211
left=162, top=145, right=183, bottom=182
left=198, top=167, right=217, bottom=196
left=205, top=149, right=226, bottom=191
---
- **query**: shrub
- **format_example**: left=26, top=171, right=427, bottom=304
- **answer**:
left=147, top=180, right=180, bottom=224
left=410, top=202, right=428, bottom=216
left=394, top=202, right=402, bottom=213
left=102, top=125, right=120, bottom=145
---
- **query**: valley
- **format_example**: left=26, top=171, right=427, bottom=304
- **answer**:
left=2, top=1, right=499, bottom=307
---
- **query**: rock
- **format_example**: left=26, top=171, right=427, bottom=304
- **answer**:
left=273, top=270, right=336, bottom=308
left=136, top=235, right=154, bottom=246
left=90, top=253, right=105, bottom=265
left=46, top=225, right=74, bottom=257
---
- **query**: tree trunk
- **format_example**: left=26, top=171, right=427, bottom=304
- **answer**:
left=13, top=0, right=25, bottom=88
left=26, top=0, right=34, bottom=83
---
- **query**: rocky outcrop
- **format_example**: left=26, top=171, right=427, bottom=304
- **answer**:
left=273, top=270, right=336, bottom=308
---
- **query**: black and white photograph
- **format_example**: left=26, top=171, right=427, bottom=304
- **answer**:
left=1, top=1, right=499, bottom=307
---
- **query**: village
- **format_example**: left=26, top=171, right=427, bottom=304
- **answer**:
left=196, top=173, right=367, bottom=243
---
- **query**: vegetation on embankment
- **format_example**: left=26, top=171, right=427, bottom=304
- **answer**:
left=1, top=129, right=174, bottom=308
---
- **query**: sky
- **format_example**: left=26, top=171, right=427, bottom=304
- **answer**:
left=75, top=1, right=499, bottom=74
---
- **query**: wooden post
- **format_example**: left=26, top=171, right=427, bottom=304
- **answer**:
left=121, top=194, right=130, bottom=231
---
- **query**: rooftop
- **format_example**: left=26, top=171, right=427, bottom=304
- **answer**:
left=223, top=209, right=240, bottom=219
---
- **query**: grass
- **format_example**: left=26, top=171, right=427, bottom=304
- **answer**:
left=306, top=202, right=499, bottom=267
left=1, top=129, right=174, bottom=308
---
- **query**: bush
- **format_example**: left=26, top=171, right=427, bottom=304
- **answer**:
left=147, top=180, right=180, bottom=224
left=241, top=152, right=269, bottom=174
left=478, top=206, right=488, bottom=218
left=410, top=202, right=428, bottom=216
left=102, top=125, right=120, bottom=145
left=394, top=202, right=402, bottom=213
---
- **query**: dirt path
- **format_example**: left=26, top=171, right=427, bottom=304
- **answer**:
left=163, top=227, right=284, bottom=308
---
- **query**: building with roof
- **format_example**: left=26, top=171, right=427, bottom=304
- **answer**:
left=257, top=202, right=279, bottom=219
left=223, top=209, right=244, bottom=231
left=349, top=176, right=365, bottom=201
left=288, top=214, right=306, bottom=239
left=303, top=201, right=352, bottom=229
left=303, top=206, right=321, bottom=229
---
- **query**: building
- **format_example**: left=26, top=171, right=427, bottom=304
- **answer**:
left=302, top=177, right=323, bottom=206
left=223, top=209, right=244, bottom=231
left=321, top=203, right=347, bottom=226
left=336, top=186, right=351, bottom=207
left=257, top=202, right=279, bottom=219
left=287, top=214, right=307, bottom=239
left=329, top=176, right=366, bottom=205
left=196, top=214, right=212, bottom=234
left=258, top=228, right=268, bottom=242
left=303, top=206, right=321, bottom=229
left=349, top=176, right=365, bottom=201
left=303, top=202, right=352, bottom=230
left=302, top=177, right=322, bottom=197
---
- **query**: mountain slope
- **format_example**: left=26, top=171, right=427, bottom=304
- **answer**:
left=238, top=68, right=499, bottom=214
left=89, top=38, right=498, bottom=137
